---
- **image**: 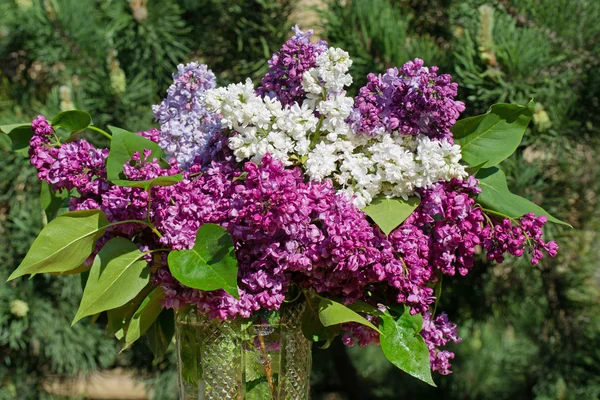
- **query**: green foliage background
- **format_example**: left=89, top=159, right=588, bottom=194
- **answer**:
left=1, top=0, right=599, bottom=399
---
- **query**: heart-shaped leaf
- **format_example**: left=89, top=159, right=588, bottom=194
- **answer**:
left=476, top=167, right=571, bottom=227
left=380, top=309, right=436, bottom=386
left=168, top=223, right=240, bottom=299
left=8, top=210, right=110, bottom=280
left=452, top=101, right=534, bottom=168
left=0, top=123, right=30, bottom=133
left=106, top=126, right=165, bottom=182
left=301, top=292, right=339, bottom=343
left=146, top=309, right=175, bottom=360
left=40, top=182, right=70, bottom=221
left=106, top=284, right=154, bottom=337
left=73, top=237, right=150, bottom=325
left=112, top=174, right=183, bottom=190
left=363, top=195, right=420, bottom=235
left=51, top=110, right=92, bottom=133
left=318, top=297, right=382, bottom=334
left=4, top=125, right=35, bottom=152
left=125, top=287, right=166, bottom=346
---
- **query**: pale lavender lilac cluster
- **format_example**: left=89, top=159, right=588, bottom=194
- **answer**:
left=26, top=30, right=558, bottom=377
left=152, top=62, right=224, bottom=169
left=349, top=59, right=465, bottom=140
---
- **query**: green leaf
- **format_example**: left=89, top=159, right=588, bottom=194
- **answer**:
left=146, top=309, right=175, bottom=361
left=40, top=182, right=70, bottom=221
left=8, top=210, right=110, bottom=280
left=347, top=300, right=382, bottom=316
left=363, top=195, right=420, bottom=235
left=168, top=223, right=240, bottom=299
left=452, top=100, right=534, bottom=168
left=7, top=125, right=35, bottom=152
left=301, top=292, right=339, bottom=343
left=51, top=110, right=92, bottom=133
left=318, top=298, right=382, bottom=334
left=49, top=264, right=91, bottom=276
left=106, top=284, right=154, bottom=337
left=465, top=160, right=489, bottom=176
left=380, top=310, right=436, bottom=386
left=124, top=287, right=166, bottom=346
left=0, top=132, right=11, bottom=150
left=112, top=174, right=183, bottom=190
left=105, top=126, right=165, bottom=182
left=476, top=167, right=571, bottom=227
left=73, top=237, right=150, bottom=325
left=0, top=123, right=30, bottom=133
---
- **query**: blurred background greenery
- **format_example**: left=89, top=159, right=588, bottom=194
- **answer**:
left=1, top=0, right=598, bottom=399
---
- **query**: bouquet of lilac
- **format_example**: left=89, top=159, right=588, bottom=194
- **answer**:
left=4, top=27, right=566, bottom=386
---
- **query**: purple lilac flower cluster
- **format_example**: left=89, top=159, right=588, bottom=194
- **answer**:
left=30, top=116, right=109, bottom=198
left=483, top=212, right=559, bottom=265
left=349, top=59, right=466, bottom=140
left=421, top=312, right=462, bottom=375
left=152, top=62, right=224, bottom=169
left=256, top=25, right=328, bottom=106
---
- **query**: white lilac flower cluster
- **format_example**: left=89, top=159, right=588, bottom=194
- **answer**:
left=305, top=133, right=466, bottom=208
left=201, top=47, right=466, bottom=208
left=203, top=78, right=318, bottom=164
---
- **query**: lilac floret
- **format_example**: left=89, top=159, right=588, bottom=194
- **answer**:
left=349, top=58, right=465, bottom=140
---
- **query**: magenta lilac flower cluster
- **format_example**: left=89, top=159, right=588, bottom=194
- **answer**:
left=349, top=59, right=466, bottom=139
left=256, top=25, right=328, bottom=106
left=25, top=28, right=560, bottom=377
left=421, top=312, right=462, bottom=375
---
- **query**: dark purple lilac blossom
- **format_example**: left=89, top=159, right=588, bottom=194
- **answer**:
left=256, top=25, right=328, bottom=106
left=349, top=59, right=466, bottom=139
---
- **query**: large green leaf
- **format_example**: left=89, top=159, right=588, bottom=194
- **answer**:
left=5, top=125, right=34, bottom=152
left=40, top=182, right=70, bottom=221
left=0, top=123, right=30, bottom=133
left=51, top=110, right=92, bottom=133
left=380, top=310, right=436, bottom=386
left=0, top=132, right=11, bottom=150
left=105, top=126, right=165, bottom=182
left=112, top=174, right=183, bottom=190
left=318, top=298, right=382, bottom=334
left=168, top=224, right=240, bottom=299
left=476, top=167, right=571, bottom=227
left=8, top=210, right=110, bottom=280
left=73, top=237, right=150, bottom=325
left=125, top=287, right=166, bottom=346
left=363, top=195, right=420, bottom=236
left=146, top=309, right=175, bottom=360
left=452, top=101, right=534, bottom=168
left=106, top=284, right=154, bottom=338
left=347, top=300, right=382, bottom=316
left=301, top=292, right=339, bottom=343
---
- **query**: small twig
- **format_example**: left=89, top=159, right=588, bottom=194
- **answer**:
left=257, top=334, right=277, bottom=399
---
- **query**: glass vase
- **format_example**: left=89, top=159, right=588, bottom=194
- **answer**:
left=175, top=302, right=312, bottom=400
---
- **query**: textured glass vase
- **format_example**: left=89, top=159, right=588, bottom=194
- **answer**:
left=175, top=302, right=312, bottom=400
